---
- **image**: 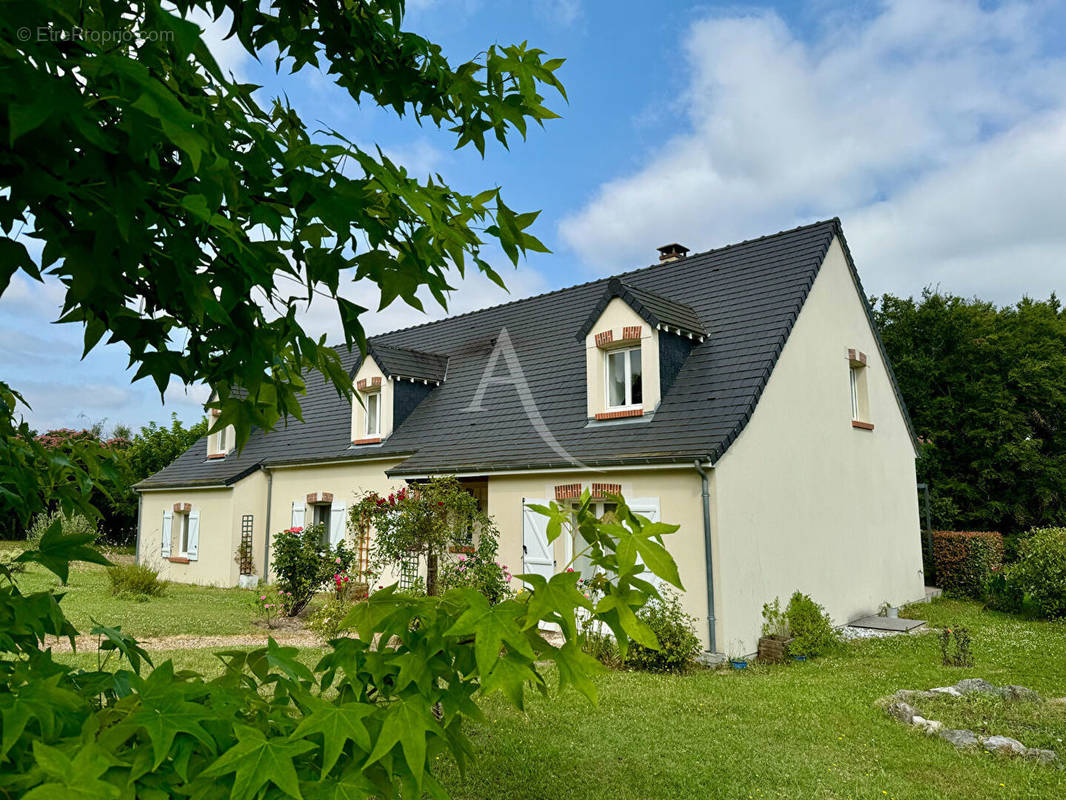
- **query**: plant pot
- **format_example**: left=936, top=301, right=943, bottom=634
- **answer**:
left=887, top=607, right=900, bottom=619
left=730, top=659, right=747, bottom=670
left=757, top=635, right=794, bottom=664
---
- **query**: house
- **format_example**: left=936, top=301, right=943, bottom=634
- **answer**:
left=134, top=219, right=926, bottom=655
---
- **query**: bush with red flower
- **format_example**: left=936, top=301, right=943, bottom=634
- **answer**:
left=270, top=523, right=355, bottom=615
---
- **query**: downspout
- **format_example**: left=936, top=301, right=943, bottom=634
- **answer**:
left=134, top=491, right=143, bottom=566
left=693, top=460, right=718, bottom=654
left=262, top=468, right=274, bottom=582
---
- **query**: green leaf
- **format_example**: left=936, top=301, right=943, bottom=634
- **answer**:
left=363, top=700, right=437, bottom=790
left=15, top=519, right=110, bottom=583
left=444, top=591, right=534, bottom=676
left=202, top=724, right=315, bottom=800
left=290, top=697, right=373, bottom=778
left=90, top=620, right=153, bottom=674
left=520, top=570, right=591, bottom=639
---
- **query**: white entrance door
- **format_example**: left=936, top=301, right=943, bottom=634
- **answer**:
left=522, top=499, right=555, bottom=583
left=629, top=498, right=663, bottom=589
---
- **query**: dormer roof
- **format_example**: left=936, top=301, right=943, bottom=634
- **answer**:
left=576, top=278, right=707, bottom=341
left=366, top=341, right=448, bottom=385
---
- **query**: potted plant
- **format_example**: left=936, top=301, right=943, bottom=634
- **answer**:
left=878, top=600, right=899, bottom=619
left=728, top=640, right=748, bottom=669
left=756, top=598, right=792, bottom=663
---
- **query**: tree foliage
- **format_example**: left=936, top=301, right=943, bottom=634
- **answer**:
left=1, top=0, right=562, bottom=457
left=0, top=492, right=679, bottom=798
left=873, top=290, right=1066, bottom=533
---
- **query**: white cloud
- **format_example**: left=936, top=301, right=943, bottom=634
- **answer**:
left=559, top=0, right=1066, bottom=302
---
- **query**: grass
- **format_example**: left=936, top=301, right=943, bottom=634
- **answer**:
left=2, top=541, right=260, bottom=638
left=56, top=646, right=330, bottom=676
left=430, top=599, right=1066, bottom=800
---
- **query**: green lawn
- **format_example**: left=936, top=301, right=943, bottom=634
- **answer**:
left=4, top=543, right=260, bottom=638
left=432, top=599, right=1066, bottom=800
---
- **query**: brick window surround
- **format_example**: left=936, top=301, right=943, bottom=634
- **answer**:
left=352, top=436, right=382, bottom=446
left=356, top=377, right=383, bottom=392
left=591, top=483, right=621, bottom=499
left=847, top=348, right=868, bottom=366
left=306, top=492, right=334, bottom=505
left=594, top=326, right=642, bottom=349
left=172, top=502, right=191, bottom=514
left=594, top=408, right=644, bottom=421
left=554, top=483, right=582, bottom=501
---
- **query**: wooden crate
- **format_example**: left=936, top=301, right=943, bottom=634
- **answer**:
left=757, top=636, right=792, bottom=663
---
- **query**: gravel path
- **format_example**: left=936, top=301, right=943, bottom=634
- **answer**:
left=49, top=630, right=319, bottom=654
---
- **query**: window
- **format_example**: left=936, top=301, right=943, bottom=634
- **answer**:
left=849, top=358, right=871, bottom=427
left=312, top=503, right=331, bottom=544
left=365, top=392, right=380, bottom=436
left=179, top=513, right=192, bottom=555
left=217, top=425, right=228, bottom=453
left=605, top=347, right=642, bottom=409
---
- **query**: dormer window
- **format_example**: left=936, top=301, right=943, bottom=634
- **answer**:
left=206, top=407, right=234, bottom=459
left=578, top=279, right=705, bottom=422
left=606, top=346, right=642, bottom=409
left=351, top=342, right=448, bottom=446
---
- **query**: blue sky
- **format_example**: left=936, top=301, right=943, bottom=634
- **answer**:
left=3, top=0, right=1065, bottom=434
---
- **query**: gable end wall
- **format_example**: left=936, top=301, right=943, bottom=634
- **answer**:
left=710, top=236, right=924, bottom=654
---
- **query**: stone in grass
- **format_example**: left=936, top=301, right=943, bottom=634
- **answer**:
left=911, top=716, right=942, bottom=735
left=1025, top=748, right=1059, bottom=765
left=893, top=689, right=937, bottom=704
left=998, top=684, right=1042, bottom=702
left=930, top=686, right=962, bottom=697
left=954, top=678, right=998, bottom=696
left=938, top=728, right=980, bottom=749
left=983, top=735, right=1027, bottom=756
left=886, top=701, right=916, bottom=724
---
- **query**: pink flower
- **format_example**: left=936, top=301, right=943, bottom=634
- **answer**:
left=260, top=595, right=266, bottom=600
left=457, top=554, right=467, bottom=562
left=566, top=567, right=574, bottom=573
left=335, top=557, right=342, bottom=564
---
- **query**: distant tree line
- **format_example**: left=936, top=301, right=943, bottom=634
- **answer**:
left=873, top=290, right=1066, bottom=535
left=0, top=413, right=205, bottom=541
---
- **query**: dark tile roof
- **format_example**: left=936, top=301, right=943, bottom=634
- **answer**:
left=135, top=219, right=916, bottom=488
left=577, top=279, right=707, bottom=340
left=366, top=342, right=448, bottom=383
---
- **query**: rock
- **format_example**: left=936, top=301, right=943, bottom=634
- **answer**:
left=954, top=678, right=998, bottom=695
left=1049, top=697, right=1066, bottom=706
left=938, top=728, right=980, bottom=749
left=911, top=715, right=943, bottom=735
left=886, top=701, right=916, bottom=724
left=999, top=684, right=1042, bottom=702
left=1024, top=748, right=1058, bottom=765
left=930, top=686, right=962, bottom=697
left=894, top=689, right=937, bottom=703
left=983, top=735, right=1028, bottom=756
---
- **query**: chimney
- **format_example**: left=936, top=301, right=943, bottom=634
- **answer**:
left=657, top=243, right=689, bottom=263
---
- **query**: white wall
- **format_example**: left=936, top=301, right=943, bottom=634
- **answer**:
left=712, top=236, right=925, bottom=655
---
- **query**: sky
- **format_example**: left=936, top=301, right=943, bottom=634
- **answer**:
left=3, top=0, right=1065, bottom=434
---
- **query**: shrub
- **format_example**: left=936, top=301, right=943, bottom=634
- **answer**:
left=932, top=531, right=1003, bottom=598
left=624, top=590, right=702, bottom=674
left=254, top=586, right=288, bottom=629
left=436, top=527, right=513, bottom=604
left=106, top=562, right=166, bottom=599
left=307, top=595, right=355, bottom=642
left=271, top=524, right=355, bottom=615
left=760, top=596, right=789, bottom=639
left=1002, top=527, right=1066, bottom=619
left=785, top=591, right=838, bottom=658
left=27, top=510, right=97, bottom=546
left=939, top=626, right=974, bottom=667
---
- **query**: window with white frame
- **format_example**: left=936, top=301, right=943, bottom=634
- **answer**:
left=312, top=503, right=331, bottom=544
left=849, top=355, right=871, bottom=425
left=605, top=346, right=642, bottom=409
left=365, top=391, right=380, bottom=436
left=178, top=513, right=192, bottom=556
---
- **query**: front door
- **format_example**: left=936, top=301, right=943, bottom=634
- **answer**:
left=522, top=499, right=554, bottom=581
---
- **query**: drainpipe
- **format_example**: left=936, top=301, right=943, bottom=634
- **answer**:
left=262, top=468, right=274, bottom=582
left=693, top=460, right=718, bottom=654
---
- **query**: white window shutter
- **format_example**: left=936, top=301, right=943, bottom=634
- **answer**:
left=291, top=501, right=305, bottom=528
left=161, top=510, right=173, bottom=557
left=330, top=502, right=347, bottom=546
left=186, top=511, right=200, bottom=560
left=628, top=498, right=662, bottom=588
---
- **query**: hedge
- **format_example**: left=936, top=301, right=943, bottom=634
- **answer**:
left=932, top=531, right=1003, bottom=598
